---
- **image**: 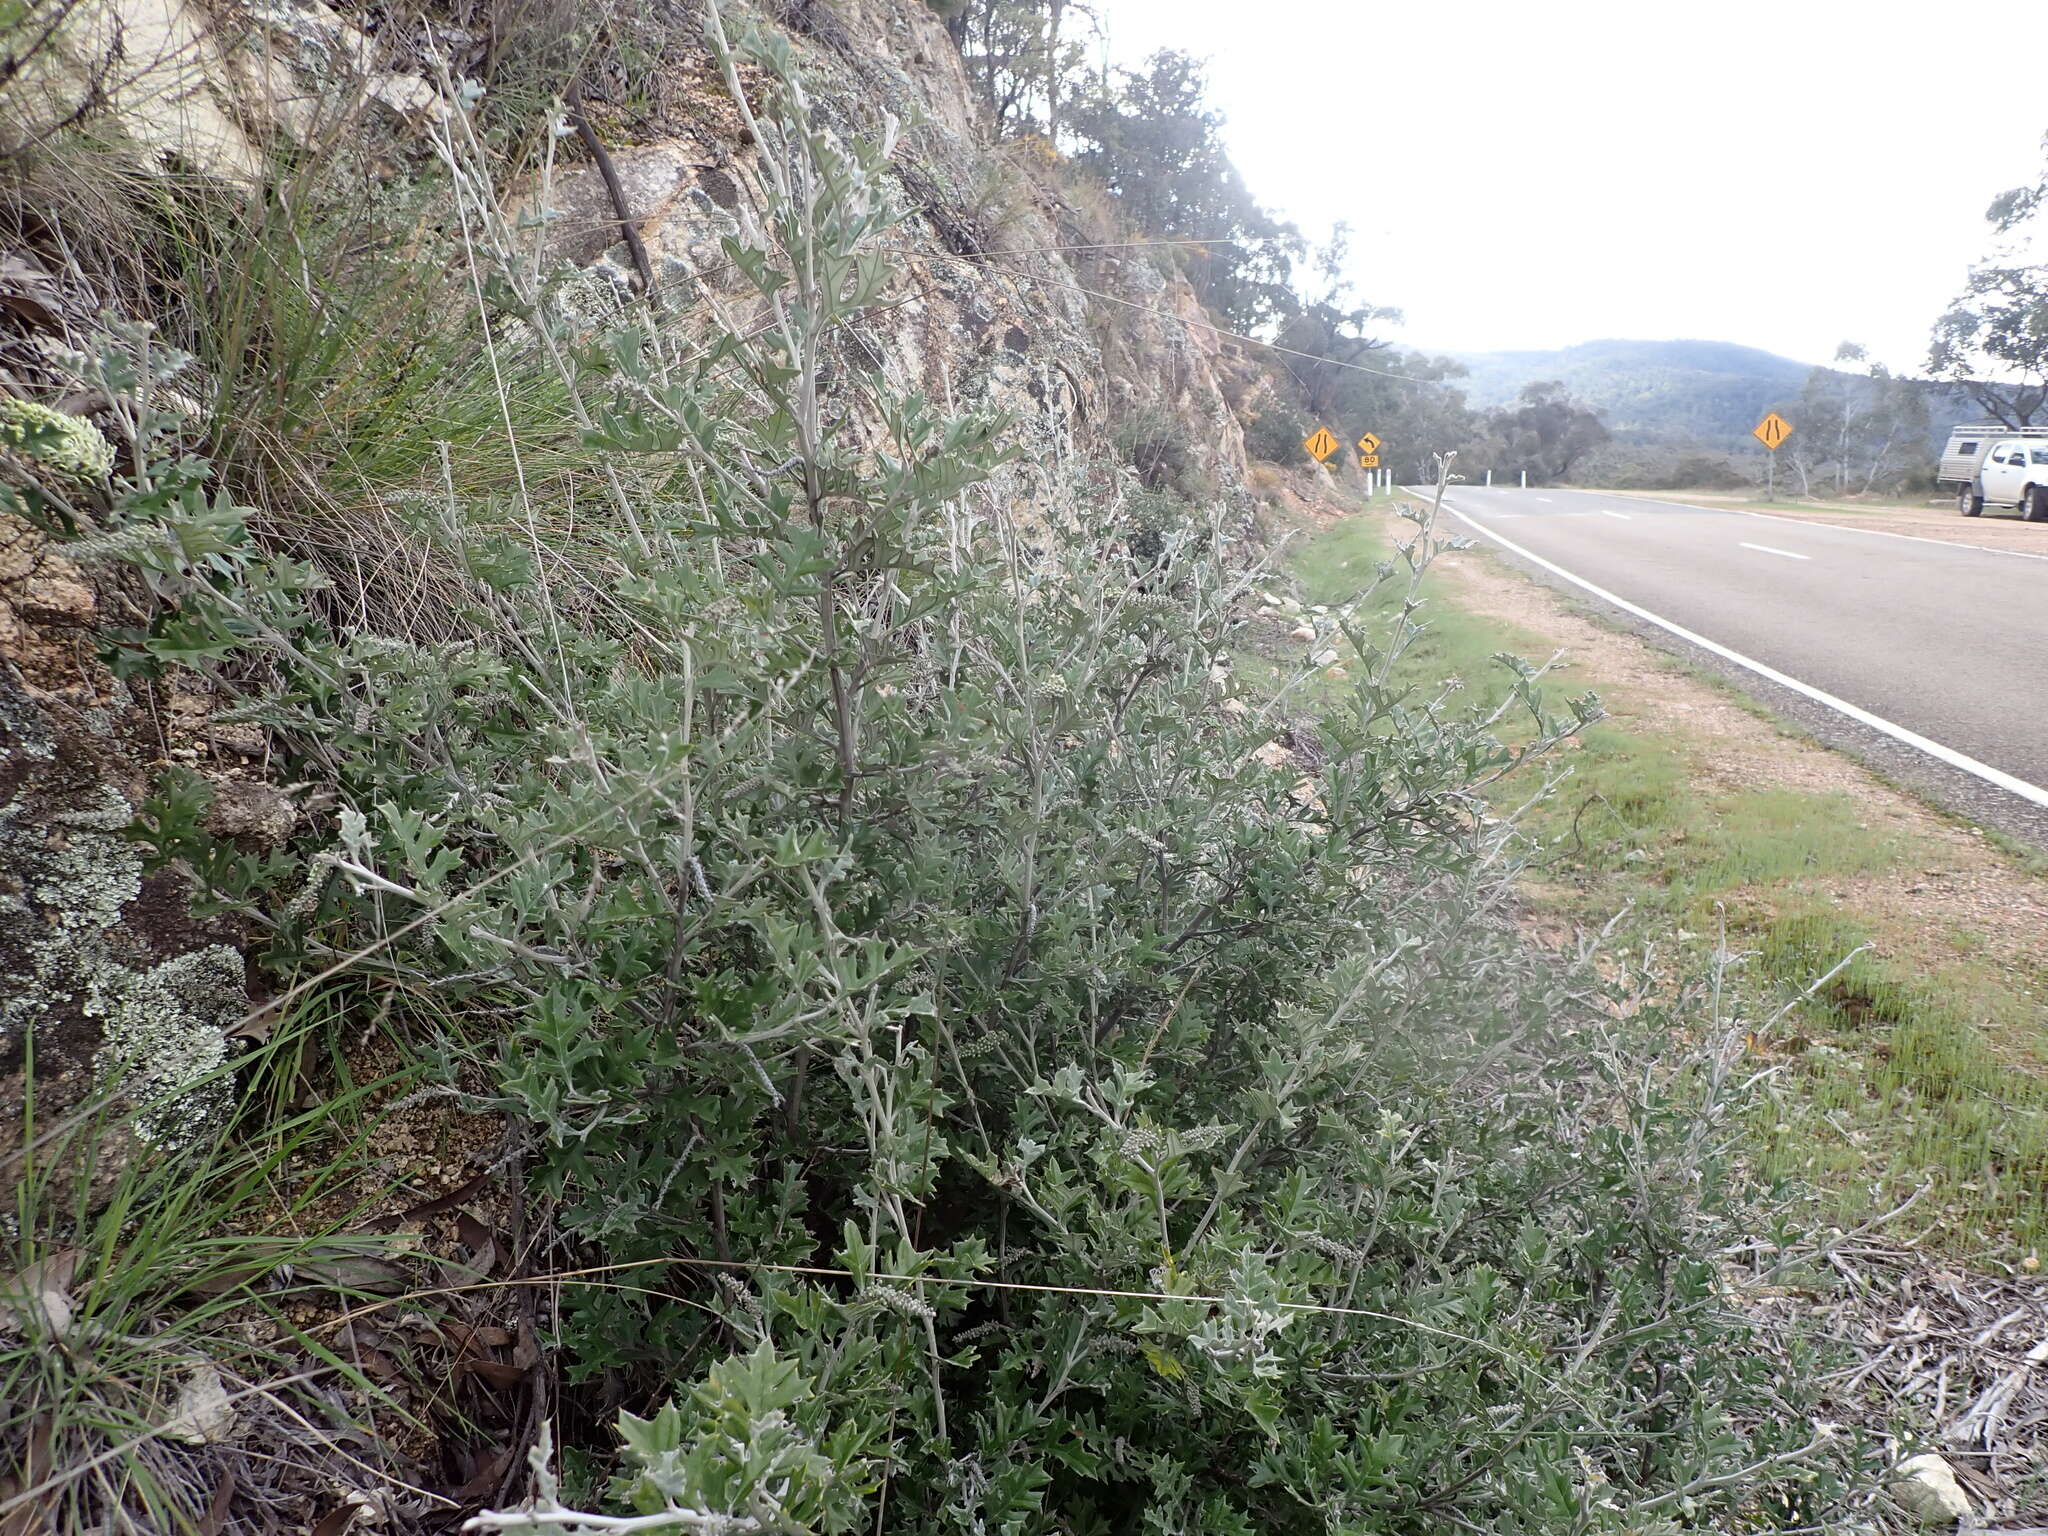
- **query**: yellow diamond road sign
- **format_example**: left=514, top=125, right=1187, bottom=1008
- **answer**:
left=1752, top=412, right=1793, bottom=451
left=1357, top=432, right=1382, bottom=455
left=1304, top=426, right=1340, bottom=463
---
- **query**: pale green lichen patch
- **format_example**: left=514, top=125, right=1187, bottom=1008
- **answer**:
left=0, top=684, right=57, bottom=761
left=2, top=783, right=245, bottom=1150
left=85, top=944, right=242, bottom=1147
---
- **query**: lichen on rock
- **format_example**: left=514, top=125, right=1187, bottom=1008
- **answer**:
left=85, top=943, right=243, bottom=1148
left=2, top=771, right=246, bottom=1157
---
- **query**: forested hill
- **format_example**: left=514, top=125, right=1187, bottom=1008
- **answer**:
left=1441, top=338, right=1963, bottom=448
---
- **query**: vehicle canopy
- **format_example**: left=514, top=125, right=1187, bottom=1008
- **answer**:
left=1937, top=424, right=2048, bottom=486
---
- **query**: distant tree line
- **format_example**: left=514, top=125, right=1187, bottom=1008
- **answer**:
left=930, top=0, right=1303, bottom=329
left=931, top=0, right=1612, bottom=484
left=1769, top=343, right=1931, bottom=498
left=939, top=6, right=2048, bottom=493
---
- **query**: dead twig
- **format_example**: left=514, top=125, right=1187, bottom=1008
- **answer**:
left=563, top=81, right=656, bottom=299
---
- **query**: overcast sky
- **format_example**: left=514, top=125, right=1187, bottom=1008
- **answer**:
left=1095, top=0, right=2045, bottom=372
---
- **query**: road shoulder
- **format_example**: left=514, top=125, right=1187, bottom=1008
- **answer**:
left=1273, top=489, right=2048, bottom=1258
left=1438, top=488, right=2048, bottom=852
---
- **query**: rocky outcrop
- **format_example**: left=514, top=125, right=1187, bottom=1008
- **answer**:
left=0, top=514, right=256, bottom=1185
left=3, top=0, right=453, bottom=179
left=0, top=0, right=1256, bottom=1180
left=522, top=0, right=1249, bottom=501
left=14, top=0, right=1248, bottom=497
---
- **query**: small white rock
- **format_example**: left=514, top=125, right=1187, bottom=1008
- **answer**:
left=1248, top=739, right=1292, bottom=770
left=1288, top=624, right=1315, bottom=642
left=367, top=72, right=450, bottom=123
left=162, top=1363, right=237, bottom=1445
left=1888, top=1453, right=1971, bottom=1526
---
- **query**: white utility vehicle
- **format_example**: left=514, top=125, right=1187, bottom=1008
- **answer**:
left=1938, top=424, right=2048, bottom=519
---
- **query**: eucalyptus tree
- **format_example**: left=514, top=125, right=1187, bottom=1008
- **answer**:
left=1929, top=145, right=2048, bottom=427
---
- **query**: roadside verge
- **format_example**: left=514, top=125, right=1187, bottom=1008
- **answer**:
left=1264, top=488, right=2048, bottom=1258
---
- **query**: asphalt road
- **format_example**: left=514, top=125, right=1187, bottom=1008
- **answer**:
left=1407, top=485, right=2048, bottom=846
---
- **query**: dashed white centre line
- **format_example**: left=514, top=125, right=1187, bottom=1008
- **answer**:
left=1740, top=542, right=1810, bottom=561
left=1601, top=510, right=1631, bottom=521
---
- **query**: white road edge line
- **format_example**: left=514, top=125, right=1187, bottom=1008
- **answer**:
left=1600, top=510, right=1632, bottom=521
left=1739, top=542, right=1809, bottom=561
left=1411, top=491, right=2048, bottom=813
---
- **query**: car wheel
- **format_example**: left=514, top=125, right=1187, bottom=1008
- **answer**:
left=2027, top=485, right=2048, bottom=523
left=1958, top=482, right=1985, bottom=516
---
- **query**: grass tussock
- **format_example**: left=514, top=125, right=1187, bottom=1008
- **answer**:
left=1, top=1016, right=416, bottom=1533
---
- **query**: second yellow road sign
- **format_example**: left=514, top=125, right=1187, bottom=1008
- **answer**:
left=1357, top=432, right=1382, bottom=455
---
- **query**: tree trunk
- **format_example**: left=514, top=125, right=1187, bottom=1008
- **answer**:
left=980, top=4, right=997, bottom=122
left=1968, top=383, right=2023, bottom=428
left=1862, top=425, right=1899, bottom=496
left=1843, top=399, right=1859, bottom=495
left=1045, top=0, right=1064, bottom=144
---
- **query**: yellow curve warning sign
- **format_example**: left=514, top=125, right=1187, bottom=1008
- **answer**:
left=1752, top=412, right=1793, bottom=451
left=1303, top=427, right=1340, bottom=462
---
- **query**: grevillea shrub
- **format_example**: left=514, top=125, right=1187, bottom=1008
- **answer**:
left=48, top=10, right=1859, bottom=1531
